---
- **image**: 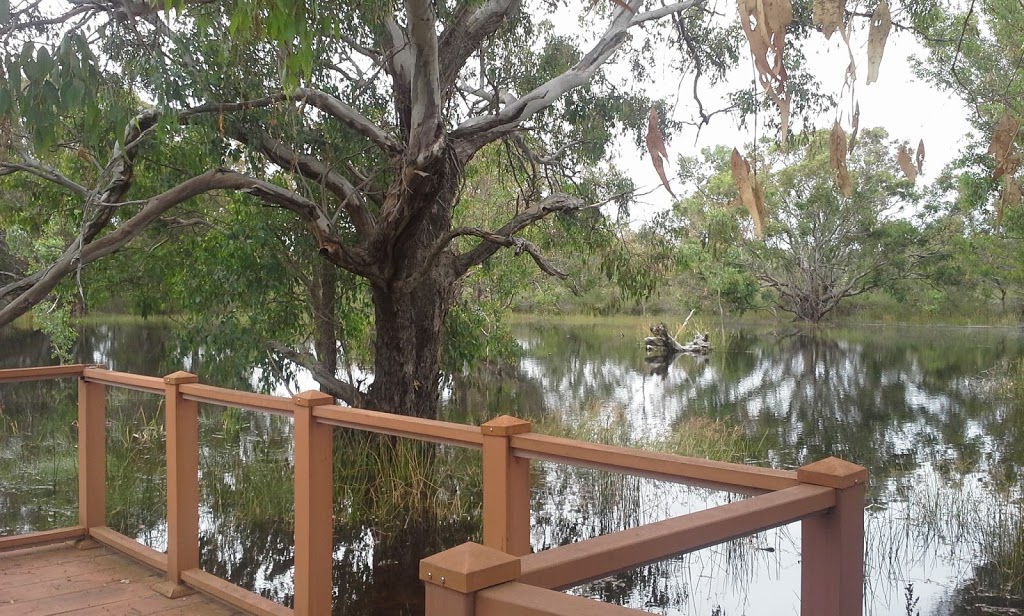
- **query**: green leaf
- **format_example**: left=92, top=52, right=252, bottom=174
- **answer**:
left=35, top=46, right=55, bottom=76
left=59, top=78, right=86, bottom=108
left=0, top=0, right=9, bottom=25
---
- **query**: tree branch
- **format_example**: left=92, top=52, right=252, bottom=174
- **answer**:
left=438, top=0, right=521, bottom=96
left=268, top=341, right=366, bottom=406
left=405, top=0, right=444, bottom=164
left=450, top=0, right=703, bottom=159
left=398, top=192, right=583, bottom=286
left=246, top=133, right=376, bottom=238
left=182, top=90, right=402, bottom=157
left=0, top=168, right=378, bottom=328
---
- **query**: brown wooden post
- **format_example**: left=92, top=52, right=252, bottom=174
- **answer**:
left=481, top=415, right=532, bottom=556
left=293, top=391, right=335, bottom=616
left=798, top=457, right=868, bottom=616
left=78, top=375, right=107, bottom=532
left=155, top=371, right=201, bottom=598
left=420, top=542, right=521, bottom=616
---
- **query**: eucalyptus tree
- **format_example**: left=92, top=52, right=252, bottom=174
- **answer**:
left=667, top=129, right=938, bottom=322
left=0, top=0, right=899, bottom=416
left=0, top=0, right=714, bottom=417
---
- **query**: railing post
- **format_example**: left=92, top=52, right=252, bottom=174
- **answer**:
left=798, top=457, right=868, bottom=616
left=156, top=371, right=201, bottom=599
left=481, top=415, right=532, bottom=556
left=78, top=375, right=107, bottom=536
left=293, top=391, right=335, bottom=616
left=420, top=542, right=521, bottom=616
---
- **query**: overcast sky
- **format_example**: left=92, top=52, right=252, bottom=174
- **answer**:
left=585, top=9, right=976, bottom=224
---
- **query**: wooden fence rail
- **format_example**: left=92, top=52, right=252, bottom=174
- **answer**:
left=0, top=364, right=867, bottom=616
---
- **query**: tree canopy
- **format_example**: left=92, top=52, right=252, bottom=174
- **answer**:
left=1, top=0, right=1020, bottom=416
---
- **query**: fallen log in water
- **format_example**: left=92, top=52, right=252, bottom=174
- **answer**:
left=644, top=322, right=711, bottom=355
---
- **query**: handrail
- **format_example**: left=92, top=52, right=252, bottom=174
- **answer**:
left=511, top=432, right=799, bottom=494
left=477, top=582, right=642, bottom=615
left=518, top=483, right=835, bottom=590
left=313, top=404, right=485, bottom=449
left=0, top=365, right=868, bottom=616
left=179, top=382, right=295, bottom=416
left=83, top=367, right=164, bottom=394
left=0, top=364, right=86, bottom=382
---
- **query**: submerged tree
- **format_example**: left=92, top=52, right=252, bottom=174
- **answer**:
left=668, top=129, right=940, bottom=322
left=0, top=0, right=713, bottom=417
left=0, top=0, right=919, bottom=416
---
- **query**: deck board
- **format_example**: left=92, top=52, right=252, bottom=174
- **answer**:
left=0, top=544, right=251, bottom=615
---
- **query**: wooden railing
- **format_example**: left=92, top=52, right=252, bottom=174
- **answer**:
left=0, top=364, right=867, bottom=616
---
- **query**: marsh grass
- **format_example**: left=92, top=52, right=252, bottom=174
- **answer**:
left=866, top=472, right=1024, bottom=606
left=333, top=432, right=482, bottom=536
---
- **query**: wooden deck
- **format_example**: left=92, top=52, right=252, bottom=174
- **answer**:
left=0, top=542, right=251, bottom=615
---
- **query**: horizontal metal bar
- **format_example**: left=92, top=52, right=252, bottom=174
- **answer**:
left=313, top=405, right=484, bottom=449
left=511, top=433, right=799, bottom=493
left=519, top=483, right=835, bottom=591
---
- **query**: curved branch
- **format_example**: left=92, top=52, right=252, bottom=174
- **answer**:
left=394, top=192, right=582, bottom=289
left=0, top=169, right=377, bottom=328
left=438, top=0, right=522, bottom=95
left=450, top=0, right=703, bottom=159
left=246, top=133, right=376, bottom=238
left=268, top=341, right=366, bottom=406
left=454, top=193, right=584, bottom=273
left=182, top=90, right=402, bottom=156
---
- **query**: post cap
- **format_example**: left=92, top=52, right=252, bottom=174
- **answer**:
left=419, top=542, right=521, bottom=592
left=164, top=371, right=199, bottom=385
left=481, top=415, right=532, bottom=436
left=797, top=457, right=869, bottom=489
left=293, top=390, right=335, bottom=407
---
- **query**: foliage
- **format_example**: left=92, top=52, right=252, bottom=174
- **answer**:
left=656, top=129, right=938, bottom=322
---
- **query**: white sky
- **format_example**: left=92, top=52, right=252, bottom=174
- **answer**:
left=583, top=9, right=977, bottom=224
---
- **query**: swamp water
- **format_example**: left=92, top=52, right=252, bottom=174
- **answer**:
left=0, top=321, right=1022, bottom=615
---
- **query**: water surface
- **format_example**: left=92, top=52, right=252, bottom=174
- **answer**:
left=1, top=320, right=1021, bottom=615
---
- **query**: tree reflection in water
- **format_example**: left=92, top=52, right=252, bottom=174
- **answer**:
left=1, top=321, right=1022, bottom=615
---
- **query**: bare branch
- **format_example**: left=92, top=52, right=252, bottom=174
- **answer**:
left=405, top=0, right=444, bottom=164
left=0, top=168, right=378, bottom=328
left=0, top=160, right=92, bottom=198
left=450, top=0, right=703, bottom=159
left=268, top=341, right=367, bottom=406
left=246, top=133, right=377, bottom=238
left=438, top=0, right=521, bottom=95
left=182, top=90, right=402, bottom=156
left=397, top=192, right=583, bottom=287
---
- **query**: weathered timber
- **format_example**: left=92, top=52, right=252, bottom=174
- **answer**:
left=644, top=323, right=711, bottom=355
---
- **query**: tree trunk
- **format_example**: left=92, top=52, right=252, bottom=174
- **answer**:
left=365, top=153, right=463, bottom=419
left=367, top=268, right=459, bottom=419
left=313, top=259, right=338, bottom=394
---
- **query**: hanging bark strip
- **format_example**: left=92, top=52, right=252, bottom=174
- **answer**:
left=813, top=0, right=845, bottom=38
left=866, top=0, right=892, bottom=84
left=738, top=0, right=793, bottom=142
left=897, top=144, right=917, bottom=183
left=998, top=176, right=1021, bottom=225
left=829, top=121, right=853, bottom=197
left=731, top=148, right=766, bottom=238
left=646, top=107, right=676, bottom=197
left=989, top=111, right=1021, bottom=180
left=848, top=102, right=860, bottom=154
